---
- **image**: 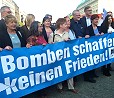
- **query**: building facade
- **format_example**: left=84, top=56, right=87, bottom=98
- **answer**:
left=0, top=0, right=26, bottom=23
left=13, top=1, right=20, bottom=22
left=76, top=0, right=114, bottom=16
left=1, top=0, right=15, bottom=16
left=76, top=0, right=98, bottom=15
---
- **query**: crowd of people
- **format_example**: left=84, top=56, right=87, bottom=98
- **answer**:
left=0, top=5, right=114, bottom=98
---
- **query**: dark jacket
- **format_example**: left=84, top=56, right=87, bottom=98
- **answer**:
left=80, top=16, right=87, bottom=29
left=42, top=26, right=55, bottom=43
left=86, top=25, right=101, bottom=36
left=0, top=30, right=26, bottom=48
left=0, top=19, right=7, bottom=32
left=19, top=25, right=32, bottom=41
left=70, top=18, right=84, bottom=37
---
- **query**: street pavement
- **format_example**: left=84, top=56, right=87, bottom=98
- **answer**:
left=24, top=63, right=114, bottom=98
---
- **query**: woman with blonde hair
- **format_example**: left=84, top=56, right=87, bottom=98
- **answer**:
left=20, top=14, right=35, bottom=40
left=0, top=14, right=26, bottom=50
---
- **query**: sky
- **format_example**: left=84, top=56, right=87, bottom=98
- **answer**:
left=13, top=0, right=81, bottom=22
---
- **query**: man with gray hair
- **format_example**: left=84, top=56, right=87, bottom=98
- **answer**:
left=0, top=6, right=11, bottom=32
left=70, top=10, right=84, bottom=38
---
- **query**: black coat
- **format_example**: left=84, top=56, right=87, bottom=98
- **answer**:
left=70, top=18, right=84, bottom=37
left=19, top=25, right=32, bottom=41
left=0, top=30, right=26, bottom=48
left=42, top=26, right=55, bottom=43
left=0, top=19, right=7, bottom=32
left=86, top=25, right=101, bottom=36
left=80, top=16, right=87, bottom=29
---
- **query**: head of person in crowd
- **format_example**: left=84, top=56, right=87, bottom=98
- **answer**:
left=64, top=16, right=70, bottom=28
left=0, top=6, right=11, bottom=19
left=25, top=14, right=35, bottom=29
left=4, top=14, right=17, bottom=31
left=72, top=10, right=81, bottom=22
left=84, top=6, right=92, bottom=18
left=27, top=21, right=47, bottom=46
left=91, top=14, right=99, bottom=26
left=42, top=16, right=51, bottom=27
left=56, top=18, right=67, bottom=31
left=103, top=15, right=114, bottom=27
left=107, top=11, right=113, bottom=17
left=100, top=14, right=114, bottom=34
left=30, top=21, right=43, bottom=36
left=45, top=14, right=52, bottom=22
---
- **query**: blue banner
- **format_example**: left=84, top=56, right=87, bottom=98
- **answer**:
left=0, top=33, right=114, bottom=98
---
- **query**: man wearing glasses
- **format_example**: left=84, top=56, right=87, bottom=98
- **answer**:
left=0, top=6, right=12, bottom=32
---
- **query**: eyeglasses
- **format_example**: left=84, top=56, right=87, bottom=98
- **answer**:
left=5, top=11, right=12, bottom=14
left=87, top=10, right=92, bottom=12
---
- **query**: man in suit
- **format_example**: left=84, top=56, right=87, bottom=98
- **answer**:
left=80, top=6, right=92, bottom=38
left=0, top=6, right=11, bottom=32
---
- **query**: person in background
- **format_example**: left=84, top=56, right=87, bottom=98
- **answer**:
left=101, top=15, right=114, bottom=75
left=80, top=6, right=92, bottom=37
left=65, top=16, right=76, bottom=40
left=0, top=15, right=26, bottom=50
left=42, top=16, right=55, bottom=43
left=107, top=11, right=113, bottom=17
left=70, top=10, right=84, bottom=38
left=20, top=14, right=35, bottom=41
left=0, top=6, right=12, bottom=32
left=45, top=14, right=56, bottom=29
left=48, top=18, right=78, bottom=94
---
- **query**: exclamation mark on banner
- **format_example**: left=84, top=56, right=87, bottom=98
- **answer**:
left=105, top=50, right=108, bottom=60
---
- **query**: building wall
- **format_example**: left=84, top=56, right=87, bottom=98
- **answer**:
left=13, top=1, right=20, bottom=22
left=77, top=0, right=114, bottom=16
left=0, top=0, right=21, bottom=21
left=2, top=0, right=15, bottom=16
left=77, top=0, right=98, bottom=15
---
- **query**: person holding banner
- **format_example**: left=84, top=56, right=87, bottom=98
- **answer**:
left=0, top=15, right=26, bottom=50
left=26, top=21, right=47, bottom=47
left=25, top=21, right=48, bottom=98
left=101, top=15, right=114, bottom=76
left=64, top=16, right=76, bottom=40
left=84, top=14, right=104, bottom=83
left=48, top=18, right=78, bottom=94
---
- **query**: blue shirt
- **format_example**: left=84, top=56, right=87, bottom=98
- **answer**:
left=68, top=30, right=76, bottom=40
left=9, top=33, right=21, bottom=48
left=94, top=28, right=99, bottom=35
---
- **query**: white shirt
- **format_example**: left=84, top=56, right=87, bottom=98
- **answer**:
left=108, top=26, right=114, bottom=33
left=86, top=17, right=91, bottom=27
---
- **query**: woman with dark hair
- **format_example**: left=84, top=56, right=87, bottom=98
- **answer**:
left=42, top=16, right=55, bottom=43
left=84, top=14, right=104, bottom=83
left=101, top=15, right=114, bottom=76
left=101, top=15, right=114, bottom=33
left=26, top=21, right=47, bottom=47
left=25, top=21, right=47, bottom=98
